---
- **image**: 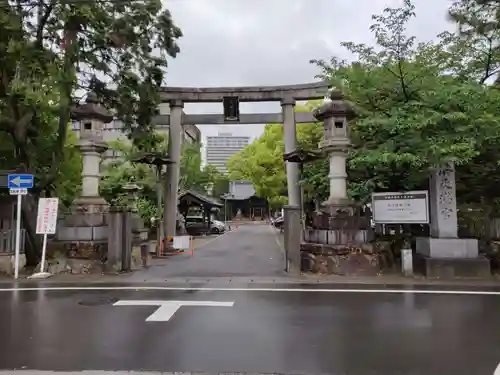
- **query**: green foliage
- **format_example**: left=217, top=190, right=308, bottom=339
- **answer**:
left=311, top=0, right=500, bottom=203
left=49, top=130, right=82, bottom=206
left=204, top=165, right=230, bottom=198
left=229, top=0, right=500, bottom=208
left=101, top=136, right=223, bottom=223
left=448, top=0, right=500, bottom=83
left=181, top=142, right=230, bottom=197
left=227, top=124, right=286, bottom=204
left=0, top=0, right=181, bottom=263
left=180, top=142, right=208, bottom=191
left=101, top=135, right=163, bottom=224
left=0, top=0, right=182, bottom=191
left=227, top=107, right=327, bottom=206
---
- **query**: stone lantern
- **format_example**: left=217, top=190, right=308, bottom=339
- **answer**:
left=70, top=92, right=112, bottom=212
left=313, top=89, right=356, bottom=215
left=123, top=183, right=142, bottom=213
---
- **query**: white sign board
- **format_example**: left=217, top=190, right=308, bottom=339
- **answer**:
left=173, top=235, right=191, bottom=250
left=372, top=191, right=429, bottom=224
left=36, top=198, right=59, bottom=234
left=9, top=188, right=27, bottom=195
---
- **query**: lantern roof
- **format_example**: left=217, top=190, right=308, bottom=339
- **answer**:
left=70, top=92, right=114, bottom=123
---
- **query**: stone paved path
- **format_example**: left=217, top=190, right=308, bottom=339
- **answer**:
left=123, top=223, right=285, bottom=281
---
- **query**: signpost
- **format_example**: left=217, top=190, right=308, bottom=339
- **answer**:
left=30, top=198, right=59, bottom=279
left=8, top=174, right=34, bottom=279
left=372, top=191, right=429, bottom=224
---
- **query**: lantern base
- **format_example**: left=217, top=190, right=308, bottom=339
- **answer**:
left=72, top=196, right=109, bottom=214
left=322, top=198, right=360, bottom=217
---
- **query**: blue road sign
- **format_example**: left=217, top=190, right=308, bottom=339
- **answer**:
left=8, top=174, right=34, bottom=189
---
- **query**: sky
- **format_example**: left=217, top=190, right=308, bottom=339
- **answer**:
left=163, top=0, right=454, bottom=143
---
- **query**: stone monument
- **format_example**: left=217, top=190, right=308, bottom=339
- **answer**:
left=71, top=92, right=110, bottom=211
left=55, top=93, right=112, bottom=262
left=299, top=90, right=374, bottom=275
left=313, top=89, right=356, bottom=215
left=414, top=163, right=490, bottom=278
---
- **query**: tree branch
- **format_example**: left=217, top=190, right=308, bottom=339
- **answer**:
left=478, top=36, right=494, bottom=84
left=36, top=0, right=55, bottom=48
left=366, top=94, right=391, bottom=117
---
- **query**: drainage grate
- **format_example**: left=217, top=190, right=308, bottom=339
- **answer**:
left=78, top=296, right=119, bottom=306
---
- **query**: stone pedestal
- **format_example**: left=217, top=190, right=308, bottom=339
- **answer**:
left=283, top=205, right=301, bottom=275
left=413, top=254, right=490, bottom=278
left=107, top=207, right=125, bottom=271
left=415, top=163, right=490, bottom=278
left=73, top=139, right=109, bottom=212
left=322, top=145, right=350, bottom=204
left=54, top=92, right=112, bottom=267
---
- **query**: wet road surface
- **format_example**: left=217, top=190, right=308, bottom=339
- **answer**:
left=0, top=284, right=499, bottom=375
left=125, top=224, right=285, bottom=281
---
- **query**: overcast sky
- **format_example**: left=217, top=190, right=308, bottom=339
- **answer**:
left=163, top=0, right=454, bottom=142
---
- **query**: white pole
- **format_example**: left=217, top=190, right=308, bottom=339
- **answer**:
left=40, top=233, right=48, bottom=273
left=14, top=193, right=22, bottom=280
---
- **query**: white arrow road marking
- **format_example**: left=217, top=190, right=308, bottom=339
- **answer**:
left=12, top=177, right=21, bottom=186
left=113, top=300, right=234, bottom=321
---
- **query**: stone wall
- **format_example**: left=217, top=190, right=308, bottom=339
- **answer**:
left=300, top=230, right=395, bottom=276
left=303, top=228, right=372, bottom=245
left=37, top=242, right=146, bottom=275
left=0, top=254, right=26, bottom=276
left=300, top=243, right=380, bottom=276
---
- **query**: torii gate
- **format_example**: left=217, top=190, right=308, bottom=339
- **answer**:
left=155, top=81, right=330, bottom=273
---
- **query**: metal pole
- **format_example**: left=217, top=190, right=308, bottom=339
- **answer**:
left=40, top=233, right=48, bottom=273
left=14, top=193, right=22, bottom=280
left=299, top=164, right=306, bottom=235
left=156, top=166, right=163, bottom=255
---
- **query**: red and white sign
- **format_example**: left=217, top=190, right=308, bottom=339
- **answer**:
left=36, top=198, right=59, bottom=234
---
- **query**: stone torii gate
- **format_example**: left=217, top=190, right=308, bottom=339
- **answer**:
left=155, top=82, right=329, bottom=269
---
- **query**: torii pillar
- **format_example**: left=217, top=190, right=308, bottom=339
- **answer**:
left=164, top=100, right=184, bottom=242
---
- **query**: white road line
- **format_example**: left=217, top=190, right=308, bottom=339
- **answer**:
left=114, top=300, right=234, bottom=321
left=494, top=362, right=500, bottom=375
left=1, top=285, right=500, bottom=295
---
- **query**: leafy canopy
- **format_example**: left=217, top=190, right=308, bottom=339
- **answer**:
left=0, top=0, right=182, bottom=192
left=227, top=105, right=327, bottom=206
left=311, top=0, right=500, bottom=202
left=101, top=135, right=226, bottom=223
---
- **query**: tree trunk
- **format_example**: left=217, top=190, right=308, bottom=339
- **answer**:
left=21, top=194, right=41, bottom=268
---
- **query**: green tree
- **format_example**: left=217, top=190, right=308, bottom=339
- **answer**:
left=101, top=136, right=222, bottom=223
left=227, top=106, right=326, bottom=206
left=311, top=0, right=500, bottom=203
left=180, top=142, right=231, bottom=195
left=447, top=0, right=500, bottom=84
left=0, top=0, right=182, bottom=265
left=203, top=165, right=230, bottom=198
left=180, top=142, right=209, bottom=191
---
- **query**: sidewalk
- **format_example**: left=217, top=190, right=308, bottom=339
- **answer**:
left=2, top=271, right=500, bottom=287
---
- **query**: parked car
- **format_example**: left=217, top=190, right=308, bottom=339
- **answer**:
left=184, top=216, right=225, bottom=235
left=210, top=220, right=226, bottom=234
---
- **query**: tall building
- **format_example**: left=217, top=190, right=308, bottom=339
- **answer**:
left=206, top=132, right=250, bottom=173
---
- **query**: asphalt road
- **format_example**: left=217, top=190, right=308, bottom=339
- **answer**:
left=0, top=284, right=499, bottom=375
left=126, top=223, right=285, bottom=281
